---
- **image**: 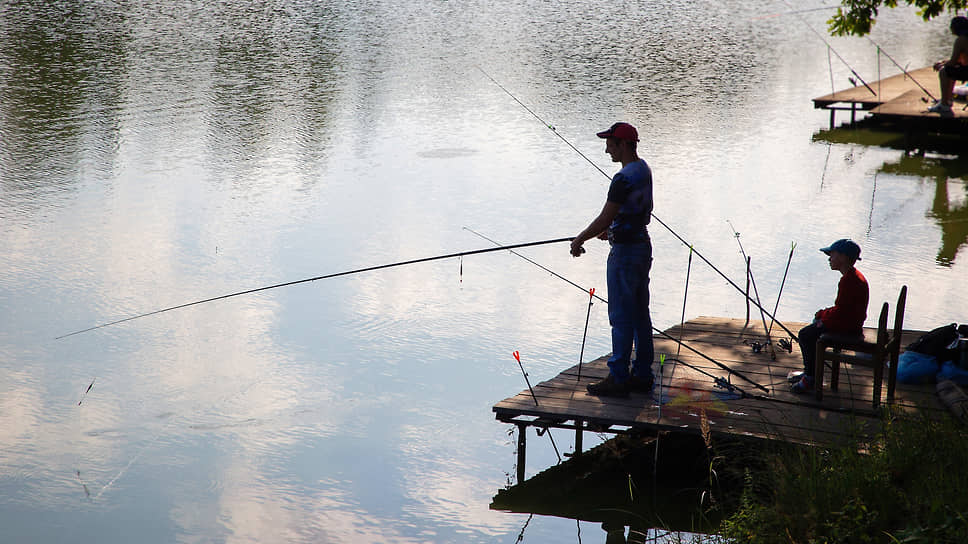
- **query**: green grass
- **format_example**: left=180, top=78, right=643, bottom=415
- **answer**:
left=718, top=411, right=968, bottom=543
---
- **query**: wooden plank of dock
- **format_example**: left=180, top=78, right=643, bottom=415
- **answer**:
left=812, top=66, right=936, bottom=109
left=493, top=317, right=944, bottom=481
left=811, top=66, right=968, bottom=130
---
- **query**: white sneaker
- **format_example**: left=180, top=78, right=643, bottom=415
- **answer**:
left=928, top=101, right=952, bottom=113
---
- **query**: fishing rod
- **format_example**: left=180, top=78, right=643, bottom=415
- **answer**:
left=513, top=350, right=563, bottom=462
left=727, top=220, right=776, bottom=361
left=463, top=235, right=874, bottom=413
left=866, top=38, right=937, bottom=101
left=476, top=66, right=801, bottom=343
left=776, top=0, right=877, bottom=96
left=576, top=288, right=596, bottom=383
left=463, top=227, right=769, bottom=393
left=56, top=237, right=574, bottom=339
left=767, top=242, right=796, bottom=338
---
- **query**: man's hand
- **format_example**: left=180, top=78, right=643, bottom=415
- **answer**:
left=570, top=240, right=585, bottom=257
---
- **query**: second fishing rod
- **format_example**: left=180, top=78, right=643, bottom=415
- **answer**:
left=464, top=227, right=769, bottom=394
left=464, top=227, right=890, bottom=415
left=478, top=66, right=800, bottom=343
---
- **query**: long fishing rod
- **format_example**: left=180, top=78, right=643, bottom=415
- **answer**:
left=57, top=237, right=574, bottom=339
left=776, top=0, right=876, bottom=96
left=767, top=242, right=796, bottom=337
left=727, top=221, right=776, bottom=361
left=476, top=66, right=800, bottom=343
left=464, top=228, right=769, bottom=393
left=464, top=232, right=879, bottom=413
left=866, top=37, right=937, bottom=101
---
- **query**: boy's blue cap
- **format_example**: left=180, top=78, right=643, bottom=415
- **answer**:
left=820, top=239, right=861, bottom=260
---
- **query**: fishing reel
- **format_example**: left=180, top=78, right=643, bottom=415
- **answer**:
left=744, top=339, right=768, bottom=353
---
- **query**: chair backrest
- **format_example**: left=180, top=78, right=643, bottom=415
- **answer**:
left=885, top=285, right=907, bottom=354
left=893, top=285, right=907, bottom=340
left=875, top=301, right=890, bottom=348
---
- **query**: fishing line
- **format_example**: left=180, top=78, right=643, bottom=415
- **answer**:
left=476, top=66, right=800, bottom=343
left=576, top=288, right=596, bottom=383
left=57, top=237, right=574, bottom=339
left=465, top=228, right=769, bottom=393
left=675, top=247, right=694, bottom=361
left=513, top=513, right=534, bottom=543
left=820, top=142, right=832, bottom=189
left=867, top=172, right=879, bottom=236
left=77, top=378, right=96, bottom=406
left=751, top=5, right=837, bottom=21
left=776, top=0, right=876, bottom=96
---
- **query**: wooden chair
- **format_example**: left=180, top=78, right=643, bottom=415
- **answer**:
left=814, top=285, right=907, bottom=410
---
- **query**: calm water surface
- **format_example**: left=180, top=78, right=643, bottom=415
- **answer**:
left=1, top=1, right=966, bottom=542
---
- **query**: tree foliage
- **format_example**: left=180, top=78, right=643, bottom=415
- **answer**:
left=829, top=0, right=968, bottom=35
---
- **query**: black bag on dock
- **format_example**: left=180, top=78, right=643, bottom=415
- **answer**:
left=906, top=323, right=960, bottom=363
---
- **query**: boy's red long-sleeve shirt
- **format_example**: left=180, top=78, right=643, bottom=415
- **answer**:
left=815, top=267, right=869, bottom=334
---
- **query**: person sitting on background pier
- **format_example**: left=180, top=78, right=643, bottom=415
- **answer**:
left=928, top=15, right=968, bottom=114
left=791, top=239, right=869, bottom=394
left=570, top=122, right=655, bottom=398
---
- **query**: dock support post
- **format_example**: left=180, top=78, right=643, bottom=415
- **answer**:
left=829, top=108, right=835, bottom=129
left=851, top=102, right=856, bottom=125
left=574, top=419, right=584, bottom=455
left=516, top=423, right=527, bottom=484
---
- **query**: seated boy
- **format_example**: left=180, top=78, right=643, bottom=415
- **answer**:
left=792, top=239, right=869, bottom=393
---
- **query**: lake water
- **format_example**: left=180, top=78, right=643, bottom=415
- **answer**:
left=1, top=1, right=966, bottom=542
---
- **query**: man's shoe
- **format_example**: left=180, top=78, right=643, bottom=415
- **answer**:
left=628, top=374, right=655, bottom=393
left=791, top=375, right=814, bottom=394
left=928, top=101, right=952, bottom=113
left=586, top=375, right=630, bottom=398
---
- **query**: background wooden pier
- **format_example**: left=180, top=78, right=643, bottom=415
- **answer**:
left=812, top=66, right=968, bottom=130
left=494, top=317, right=938, bottom=483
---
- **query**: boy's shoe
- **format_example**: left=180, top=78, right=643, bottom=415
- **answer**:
left=928, top=101, right=952, bottom=113
left=787, top=370, right=805, bottom=384
left=628, top=374, right=655, bottom=393
left=791, top=375, right=815, bottom=394
left=586, top=375, right=630, bottom=398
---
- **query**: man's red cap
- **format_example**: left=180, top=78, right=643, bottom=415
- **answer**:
left=596, top=122, right=639, bottom=142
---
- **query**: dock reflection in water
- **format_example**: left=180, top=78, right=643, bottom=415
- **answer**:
left=491, top=432, right=756, bottom=543
left=813, top=125, right=968, bottom=266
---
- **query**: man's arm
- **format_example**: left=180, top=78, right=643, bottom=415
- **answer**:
left=937, top=36, right=968, bottom=69
left=954, top=35, right=968, bottom=65
left=570, top=201, right=620, bottom=257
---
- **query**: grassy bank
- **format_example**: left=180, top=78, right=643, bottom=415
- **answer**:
left=718, top=410, right=968, bottom=543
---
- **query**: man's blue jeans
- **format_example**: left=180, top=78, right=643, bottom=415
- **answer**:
left=606, top=240, right=654, bottom=383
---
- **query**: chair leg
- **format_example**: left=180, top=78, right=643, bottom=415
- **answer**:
left=814, top=343, right=825, bottom=401
left=831, top=349, right=841, bottom=391
left=887, top=353, right=899, bottom=401
left=872, top=363, right=884, bottom=410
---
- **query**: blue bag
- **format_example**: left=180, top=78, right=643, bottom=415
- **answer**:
left=896, top=351, right=939, bottom=384
left=938, top=360, right=968, bottom=386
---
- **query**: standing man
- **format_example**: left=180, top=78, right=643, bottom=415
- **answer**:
left=571, top=122, right=655, bottom=398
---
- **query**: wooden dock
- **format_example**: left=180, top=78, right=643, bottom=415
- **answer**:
left=493, top=317, right=942, bottom=483
left=812, top=66, right=968, bottom=131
